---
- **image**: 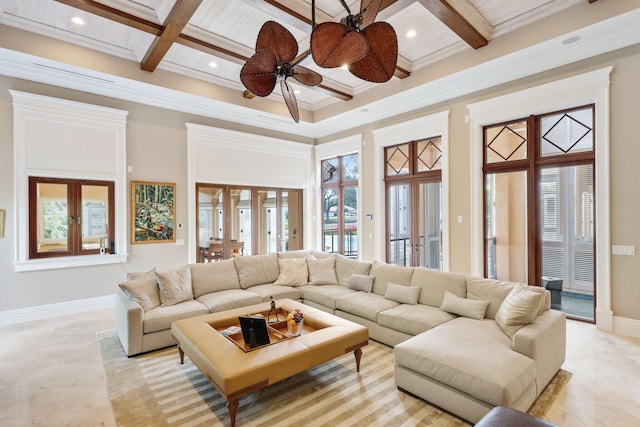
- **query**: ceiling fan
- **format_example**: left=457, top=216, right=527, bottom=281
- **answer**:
left=240, top=21, right=323, bottom=123
left=310, top=0, right=398, bottom=83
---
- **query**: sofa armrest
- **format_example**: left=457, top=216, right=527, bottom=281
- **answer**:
left=114, top=287, right=144, bottom=356
left=512, top=309, right=566, bottom=395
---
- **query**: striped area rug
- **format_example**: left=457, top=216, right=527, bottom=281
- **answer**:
left=98, top=330, right=566, bottom=426
left=98, top=330, right=467, bottom=426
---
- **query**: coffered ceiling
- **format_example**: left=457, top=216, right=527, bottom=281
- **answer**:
left=1, top=0, right=637, bottom=139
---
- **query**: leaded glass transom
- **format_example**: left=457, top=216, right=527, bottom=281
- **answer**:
left=485, top=121, right=527, bottom=163
left=342, top=154, right=359, bottom=181
left=386, top=143, right=409, bottom=176
left=540, top=107, right=593, bottom=156
left=322, top=158, right=338, bottom=184
left=416, top=137, right=442, bottom=172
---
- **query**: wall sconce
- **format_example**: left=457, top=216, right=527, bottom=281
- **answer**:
left=0, top=209, right=5, bottom=238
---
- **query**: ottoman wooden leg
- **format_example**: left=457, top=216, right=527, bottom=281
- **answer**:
left=228, top=398, right=239, bottom=427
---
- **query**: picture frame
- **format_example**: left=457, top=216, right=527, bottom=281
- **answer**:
left=131, top=181, right=175, bottom=244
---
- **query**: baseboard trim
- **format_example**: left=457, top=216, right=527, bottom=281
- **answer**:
left=0, top=295, right=114, bottom=326
left=613, top=316, right=640, bottom=339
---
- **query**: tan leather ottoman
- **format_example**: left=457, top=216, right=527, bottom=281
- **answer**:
left=171, top=299, right=368, bottom=426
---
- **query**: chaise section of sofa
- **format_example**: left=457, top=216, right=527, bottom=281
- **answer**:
left=393, top=276, right=566, bottom=423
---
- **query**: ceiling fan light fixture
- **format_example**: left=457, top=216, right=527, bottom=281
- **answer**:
left=240, top=21, right=322, bottom=123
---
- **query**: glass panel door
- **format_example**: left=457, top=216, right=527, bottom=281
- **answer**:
left=485, top=171, right=528, bottom=282
left=388, top=183, right=411, bottom=266
left=417, top=181, right=442, bottom=268
left=540, top=165, right=594, bottom=318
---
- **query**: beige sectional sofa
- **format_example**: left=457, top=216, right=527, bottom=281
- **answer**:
left=115, top=249, right=565, bottom=423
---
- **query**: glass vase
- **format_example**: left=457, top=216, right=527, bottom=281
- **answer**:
left=287, top=319, right=304, bottom=336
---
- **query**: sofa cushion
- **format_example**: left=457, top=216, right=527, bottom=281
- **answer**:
left=495, top=284, right=545, bottom=338
left=466, top=276, right=516, bottom=320
left=196, top=289, right=262, bottom=313
left=384, top=282, right=421, bottom=304
left=369, top=261, right=414, bottom=295
left=118, top=268, right=160, bottom=312
left=410, top=267, right=468, bottom=307
left=335, top=254, right=373, bottom=286
left=189, top=259, right=241, bottom=298
left=307, top=257, right=339, bottom=285
left=336, top=292, right=399, bottom=322
left=301, top=284, right=356, bottom=309
left=348, top=274, right=374, bottom=293
left=273, top=258, right=308, bottom=286
left=378, top=304, right=455, bottom=336
left=439, top=291, right=489, bottom=320
left=244, top=284, right=301, bottom=302
left=394, top=317, right=537, bottom=407
left=277, top=249, right=312, bottom=259
left=143, top=299, right=209, bottom=333
left=155, top=265, right=193, bottom=306
left=235, top=253, right=279, bottom=289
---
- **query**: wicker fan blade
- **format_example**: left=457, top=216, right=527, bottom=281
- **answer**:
left=360, top=0, right=382, bottom=29
left=349, top=22, right=397, bottom=83
left=311, top=22, right=368, bottom=68
left=240, top=49, right=278, bottom=96
left=256, top=21, right=298, bottom=64
left=280, top=78, right=299, bottom=123
left=291, top=66, right=323, bottom=87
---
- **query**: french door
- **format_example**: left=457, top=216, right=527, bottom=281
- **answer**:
left=385, top=137, right=442, bottom=268
left=483, top=105, right=595, bottom=320
left=196, top=184, right=302, bottom=260
left=387, top=180, right=441, bottom=268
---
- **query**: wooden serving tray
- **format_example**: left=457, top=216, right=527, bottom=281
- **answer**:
left=216, top=308, right=317, bottom=353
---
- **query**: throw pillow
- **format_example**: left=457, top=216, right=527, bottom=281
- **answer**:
left=307, top=257, right=339, bottom=285
left=495, top=284, right=545, bottom=338
left=273, top=258, right=308, bottom=286
left=118, top=268, right=160, bottom=312
left=155, top=265, right=193, bottom=306
left=348, top=274, right=374, bottom=293
left=439, top=291, right=489, bottom=320
left=384, top=282, right=421, bottom=304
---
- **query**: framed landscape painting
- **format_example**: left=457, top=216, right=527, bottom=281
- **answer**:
left=131, top=181, right=175, bottom=244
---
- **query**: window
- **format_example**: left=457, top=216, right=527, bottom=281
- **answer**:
left=29, top=177, right=114, bottom=258
left=196, top=184, right=303, bottom=261
left=321, top=154, right=359, bottom=257
left=385, top=137, right=442, bottom=268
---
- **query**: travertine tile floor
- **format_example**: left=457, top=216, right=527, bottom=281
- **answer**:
left=1, top=307, right=639, bottom=426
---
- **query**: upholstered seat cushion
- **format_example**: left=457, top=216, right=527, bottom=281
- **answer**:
left=244, top=284, right=302, bottom=302
left=336, top=292, right=399, bottom=322
left=301, top=284, right=357, bottom=309
left=378, top=304, right=455, bottom=336
left=196, top=289, right=262, bottom=313
left=143, top=300, right=209, bottom=333
left=394, top=317, right=537, bottom=407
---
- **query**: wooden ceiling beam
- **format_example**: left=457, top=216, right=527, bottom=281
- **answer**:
left=55, top=0, right=354, bottom=102
left=141, top=0, right=203, bottom=72
left=418, top=0, right=493, bottom=49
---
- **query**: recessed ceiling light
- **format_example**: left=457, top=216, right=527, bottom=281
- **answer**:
left=71, top=16, right=85, bottom=25
left=294, top=90, right=301, bottom=95
left=406, top=29, right=417, bottom=38
left=341, top=64, right=349, bottom=71
left=209, top=61, right=218, bottom=68
left=562, top=36, right=580, bottom=45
